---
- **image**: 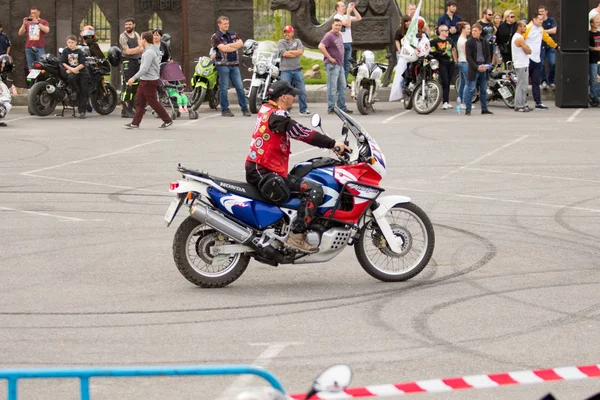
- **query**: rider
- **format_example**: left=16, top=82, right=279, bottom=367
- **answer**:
left=245, top=80, right=350, bottom=253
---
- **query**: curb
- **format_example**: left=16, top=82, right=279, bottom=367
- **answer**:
left=10, top=86, right=556, bottom=107
left=289, top=364, right=600, bottom=399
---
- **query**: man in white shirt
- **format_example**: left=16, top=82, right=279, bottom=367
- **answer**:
left=511, top=21, right=532, bottom=112
left=334, top=1, right=362, bottom=82
left=523, top=12, right=558, bottom=110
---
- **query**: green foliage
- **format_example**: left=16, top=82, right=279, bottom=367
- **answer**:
left=495, top=0, right=528, bottom=20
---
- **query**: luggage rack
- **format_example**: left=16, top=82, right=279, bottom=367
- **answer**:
left=0, top=364, right=286, bottom=400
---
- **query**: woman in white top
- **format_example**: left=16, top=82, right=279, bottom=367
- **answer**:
left=456, top=21, right=471, bottom=108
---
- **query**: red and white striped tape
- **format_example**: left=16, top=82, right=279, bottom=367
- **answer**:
left=290, top=364, right=600, bottom=399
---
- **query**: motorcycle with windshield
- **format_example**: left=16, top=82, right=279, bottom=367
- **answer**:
left=244, top=39, right=281, bottom=113
left=350, top=50, right=388, bottom=115
left=164, top=107, right=435, bottom=288
left=27, top=47, right=117, bottom=117
left=189, top=55, right=219, bottom=113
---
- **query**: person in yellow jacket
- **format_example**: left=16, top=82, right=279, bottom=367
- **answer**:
left=523, top=13, right=558, bottom=109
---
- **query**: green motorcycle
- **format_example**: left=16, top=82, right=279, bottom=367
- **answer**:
left=189, top=56, right=219, bottom=116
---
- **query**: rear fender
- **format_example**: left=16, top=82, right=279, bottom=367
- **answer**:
left=170, top=175, right=226, bottom=198
left=368, top=195, right=411, bottom=253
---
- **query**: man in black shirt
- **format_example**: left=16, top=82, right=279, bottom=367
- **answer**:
left=464, top=24, right=493, bottom=116
left=0, top=24, right=11, bottom=56
left=477, top=8, right=495, bottom=42
left=60, top=35, right=89, bottom=119
left=430, top=25, right=457, bottom=110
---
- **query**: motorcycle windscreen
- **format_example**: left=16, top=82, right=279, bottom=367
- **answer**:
left=207, top=188, right=284, bottom=230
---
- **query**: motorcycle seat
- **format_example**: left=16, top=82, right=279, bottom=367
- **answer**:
left=210, top=176, right=272, bottom=203
left=489, top=71, right=505, bottom=79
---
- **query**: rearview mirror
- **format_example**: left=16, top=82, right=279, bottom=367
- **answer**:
left=311, top=364, right=352, bottom=393
left=58, top=47, right=64, bottom=55
left=311, top=113, right=321, bottom=128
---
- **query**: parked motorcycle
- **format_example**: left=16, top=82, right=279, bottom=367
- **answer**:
left=243, top=39, right=281, bottom=114
left=165, top=107, right=435, bottom=288
left=350, top=51, right=388, bottom=115
left=189, top=55, right=219, bottom=112
left=27, top=50, right=117, bottom=117
left=454, top=62, right=517, bottom=108
left=403, top=55, right=443, bottom=114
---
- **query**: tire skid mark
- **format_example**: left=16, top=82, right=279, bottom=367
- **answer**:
left=0, top=136, right=50, bottom=164
left=554, top=196, right=600, bottom=240
left=411, top=281, right=600, bottom=370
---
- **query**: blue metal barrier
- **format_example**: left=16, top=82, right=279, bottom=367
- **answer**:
left=0, top=364, right=286, bottom=400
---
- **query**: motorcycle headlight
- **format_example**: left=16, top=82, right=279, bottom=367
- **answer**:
left=270, top=65, right=279, bottom=77
left=203, top=70, right=210, bottom=76
left=430, top=59, right=440, bottom=70
left=256, top=62, right=267, bottom=75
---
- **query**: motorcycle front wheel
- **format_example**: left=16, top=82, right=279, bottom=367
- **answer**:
left=90, top=83, right=117, bottom=115
left=249, top=85, right=264, bottom=114
left=27, top=81, right=57, bottom=117
left=413, top=80, right=443, bottom=115
left=355, top=202, right=435, bottom=282
left=356, top=87, right=373, bottom=115
left=173, top=216, right=250, bottom=288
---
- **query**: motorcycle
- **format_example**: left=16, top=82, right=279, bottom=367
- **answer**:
left=454, top=62, right=517, bottom=108
left=0, top=76, right=12, bottom=124
left=165, top=107, right=435, bottom=288
left=244, top=39, right=281, bottom=114
left=350, top=50, right=388, bottom=115
left=27, top=48, right=118, bottom=117
left=403, top=55, right=443, bottom=114
left=189, top=55, right=220, bottom=113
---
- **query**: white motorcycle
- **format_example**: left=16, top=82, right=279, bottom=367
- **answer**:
left=350, top=51, right=388, bottom=115
left=242, top=39, right=281, bottom=114
left=0, top=78, right=12, bottom=126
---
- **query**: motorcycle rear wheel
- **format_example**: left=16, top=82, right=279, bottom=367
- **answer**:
left=413, top=80, right=443, bottom=115
left=209, top=89, right=220, bottom=110
left=500, top=83, right=516, bottom=108
left=28, top=81, right=57, bottom=117
left=173, top=216, right=250, bottom=288
left=454, top=75, right=480, bottom=104
left=355, top=202, right=435, bottom=282
left=356, top=87, right=373, bottom=115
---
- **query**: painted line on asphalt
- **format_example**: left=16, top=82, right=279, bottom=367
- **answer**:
left=566, top=108, right=583, bottom=122
left=182, top=113, right=221, bottom=125
left=387, top=185, right=600, bottom=213
left=21, top=140, right=168, bottom=175
left=215, top=342, right=301, bottom=400
left=0, top=206, right=103, bottom=222
left=21, top=173, right=168, bottom=195
left=440, top=135, right=529, bottom=180
left=382, top=110, right=411, bottom=124
left=464, top=167, right=600, bottom=184
left=2, top=116, right=36, bottom=123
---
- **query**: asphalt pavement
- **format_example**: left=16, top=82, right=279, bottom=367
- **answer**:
left=0, top=102, right=599, bottom=400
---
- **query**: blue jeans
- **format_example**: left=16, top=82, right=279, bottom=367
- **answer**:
left=540, top=47, right=556, bottom=85
left=25, top=47, right=46, bottom=70
left=589, top=63, right=600, bottom=100
left=343, top=43, right=352, bottom=82
left=326, top=63, right=347, bottom=112
left=464, top=70, right=488, bottom=112
left=280, top=69, right=308, bottom=112
left=217, top=65, right=248, bottom=112
left=457, top=62, right=469, bottom=103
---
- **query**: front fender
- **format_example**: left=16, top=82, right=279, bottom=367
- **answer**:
left=251, top=77, right=265, bottom=87
left=369, top=195, right=412, bottom=253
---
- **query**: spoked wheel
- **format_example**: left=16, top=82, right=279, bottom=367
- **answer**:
left=403, top=88, right=413, bottom=110
left=500, top=83, right=516, bottom=108
left=413, top=80, right=443, bottom=115
left=173, top=217, right=250, bottom=288
left=355, top=202, right=435, bottom=282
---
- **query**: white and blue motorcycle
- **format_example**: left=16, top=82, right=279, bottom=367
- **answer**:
left=350, top=50, right=388, bottom=115
left=165, top=108, right=435, bottom=288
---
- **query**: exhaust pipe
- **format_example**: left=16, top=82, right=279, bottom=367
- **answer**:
left=190, top=204, right=254, bottom=245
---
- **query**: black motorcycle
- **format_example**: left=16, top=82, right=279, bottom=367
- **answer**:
left=27, top=51, right=117, bottom=117
left=454, top=63, right=517, bottom=108
left=403, top=55, right=443, bottom=114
